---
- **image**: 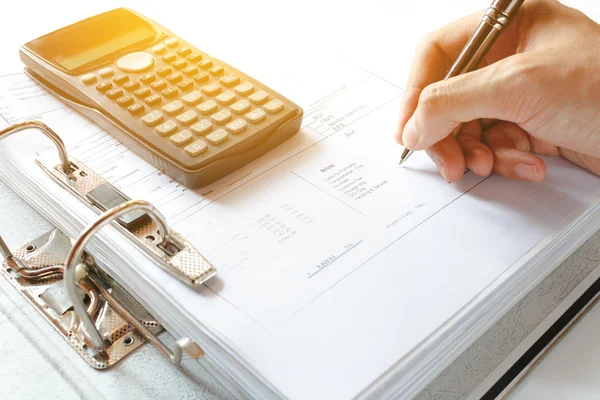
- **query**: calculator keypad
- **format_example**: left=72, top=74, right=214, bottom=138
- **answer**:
left=141, top=110, right=164, bottom=126
left=123, top=80, right=140, bottom=92
left=182, top=91, right=203, bottom=106
left=206, top=129, right=228, bottom=145
left=197, top=100, right=218, bottom=115
left=170, top=129, right=192, bottom=146
left=106, top=88, right=123, bottom=100
left=210, top=109, right=232, bottom=125
left=99, top=68, right=114, bottom=78
left=176, top=110, right=198, bottom=126
left=185, top=140, right=207, bottom=156
left=128, top=104, right=145, bottom=115
left=230, top=99, right=251, bottom=115
left=83, top=35, right=297, bottom=172
left=134, top=87, right=151, bottom=99
left=163, top=100, right=184, bottom=116
left=81, top=74, right=97, bottom=85
left=156, top=120, right=177, bottom=136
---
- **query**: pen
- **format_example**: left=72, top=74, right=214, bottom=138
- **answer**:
left=399, top=0, right=525, bottom=166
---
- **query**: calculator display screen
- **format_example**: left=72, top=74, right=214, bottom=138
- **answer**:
left=26, top=9, right=159, bottom=74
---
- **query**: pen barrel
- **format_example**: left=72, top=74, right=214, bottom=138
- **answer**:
left=444, top=0, right=524, bottom=79
left=444, top=22, right=500, bottom=79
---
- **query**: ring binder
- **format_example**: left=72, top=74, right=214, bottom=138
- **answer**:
left=0, top=120, right=212, bottom=367
left=0, top=120, right=216, bottom=286
left=64, top=199, right=204, bottom=362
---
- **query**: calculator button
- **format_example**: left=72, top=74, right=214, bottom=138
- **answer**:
left=167, top=73, right=183, bottom=84
left=150, top=80, right=167, bottom=91
left=145, top=94, right=162, bottom=106
left=216, top=90, right=236, bottom=105
left=117, top=52, right=155, bottom=73
left=205, top=129, right=228, bottom=145
left=134, top=87, right=151, bottom=99
left=113, top=74, right=129, bottom=85
left=152, top=44, right=166, bottom=54
left=226, top=118, right=247, bottom=134
left=177, top=80, right=194, bottom=91
left=140, top=73, right=156, bottom=83
left=156, top=120, right=178, bottom=136
left=210, top=109, right=232, bottom=125
left=176, top=47, right=192, bottom=56
left=263, top=99, right=284, bottom=114
left=141, top=111, right=164, bottom=126
left=162, top=53, right=177, bottom=63
left=198, top=60, right=213, bottom=69
left=117, top=96, right=134, bottom=107
left=176, top=110, right=199, bottom=126
left=172, top=59, right=188, bottom=70
left=209, top=65, right=224, bottom=75
left=220, top=74, right=240, bottom=87
left=162, top=87, right=178, bottom=99
left=106, top=88, right=123, bottom=100
left=246, top=108, right=266, bottom=123
left=169, top=129, right=193, bottom=146
left=186, top=53, right=202, bottom=62
left=162, top=100, right=184, bottom=116
left=193, top=72, right=209, bottom=83
left=182, top=91, right=203, bottom=106
left=96, top=81, right=113, bottom=93
left=196, top=100, right=218, bottom=115
left=123, top=80, right=140, bottom=92
left=183, top=65, right=199, bottom=76
left=99, top=68, right=114, bottom=78
left=157, top=67, right=172, bottom=77
left=249, top=90, right=269, bottom=104
left=191, top=119, right=212, bottom=135
left=184, top=140, right=208, bottom=156
left=165, top=38, right=179, bottom=47
left=81, top=74, right=97, bottom=85
left=234, top=82, right=254, bottom=95
left=230, top=99, right=251, bottom=114
left=128, top=103, right=145, bottom=115
left=201, top=82, right=222, bottom=96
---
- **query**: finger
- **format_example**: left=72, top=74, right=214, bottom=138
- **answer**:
left=492, top=121, right=531, bottom=152
left=402, top=54, right=538, bottom=151
left=530, top=136, right=561, bottom=156
left=425, top=136, right=466, bottom=182
left=483, top=123, right=546, bottom=182
left=396, top=10, right=518, bottom=144
left=456, top=120, right=493, bottom=176
left=559, top=148, right=600, bottom=176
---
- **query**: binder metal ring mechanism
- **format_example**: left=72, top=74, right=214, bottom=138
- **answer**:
left=0, top=121, right=214, bottom=368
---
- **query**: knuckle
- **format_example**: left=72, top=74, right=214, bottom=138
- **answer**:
left=419, top=84, right=445, bottom=116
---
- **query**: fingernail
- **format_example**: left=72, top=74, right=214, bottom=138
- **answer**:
left=514, top=163, right=542, bottom=182
left=402, top=116, right=420, bottom=149
left=432, top=155, right=448, bottom=182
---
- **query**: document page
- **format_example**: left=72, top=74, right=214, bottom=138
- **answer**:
left=2, top=49, right=600, bottom=399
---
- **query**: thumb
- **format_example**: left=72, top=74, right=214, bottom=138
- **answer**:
left=401, top=55, right=528, bottom=151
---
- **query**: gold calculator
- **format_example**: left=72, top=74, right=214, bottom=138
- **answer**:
left=19, top=8, right=303, bottom=188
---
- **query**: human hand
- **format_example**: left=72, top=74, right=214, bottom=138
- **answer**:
left=396, top=0, right=600, bottom=182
